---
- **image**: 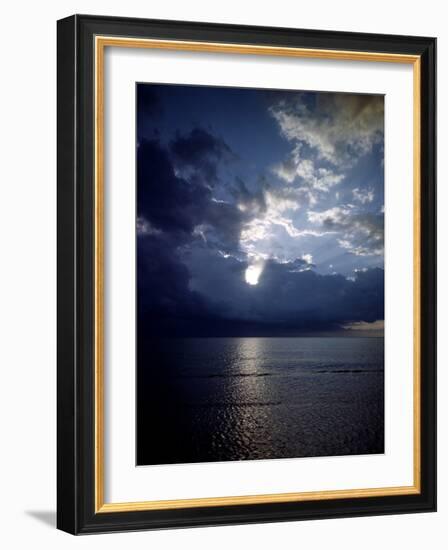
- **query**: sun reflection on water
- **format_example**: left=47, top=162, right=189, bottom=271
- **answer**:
left=229, top=338, right=276, bottom=455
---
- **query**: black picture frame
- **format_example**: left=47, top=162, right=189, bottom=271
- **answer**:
left=57, top=14, right=436, bottom=534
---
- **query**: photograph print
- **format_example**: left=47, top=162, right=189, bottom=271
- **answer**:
left=136, top=83, right=385, bottom=466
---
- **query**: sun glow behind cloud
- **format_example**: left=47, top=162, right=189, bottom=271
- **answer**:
left=245, top=263, right=264, bottom=285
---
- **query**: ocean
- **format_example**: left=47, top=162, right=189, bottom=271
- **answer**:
left=137, top=337, right=384, bottom=465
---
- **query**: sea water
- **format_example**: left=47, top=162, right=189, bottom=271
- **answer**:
left=137, top=337, right=384, bottom=465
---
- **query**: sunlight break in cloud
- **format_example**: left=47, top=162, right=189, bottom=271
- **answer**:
left=342, top=320, right=384, bottom=333
left=245, top=257, right=265, bottom=285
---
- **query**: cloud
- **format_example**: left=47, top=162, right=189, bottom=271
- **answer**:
left=232, top=176, right=267, bottom=216
left=136, top=87, right=384, bottom=337
left=170, top=127, right=235, bottom=186
left=139, top=230, right=381, bottom=332
left=265, top=189, right=300, bottom=214
left=308, top=206, right=384, bottom=257
left=352, top=187, right=374, bottom=204
left=342, top=320, right=384, bottom=333
left=238, top=185, right=332, bottom=262
left=302, top=253, right=313, bottom=265
left=273, top=145, right=344, bottom=193
left=136, top=136, right=384, bottom=336
left=270, top=92, right=384, bottom=167
left=138, top=137, right=249, bottom=253
left=267, top=91, right=384, bottom=266
left=137, top=232, right=211, bottom=322
left=182, top=247, right=384, bottom=334
left=136, top=130, right=252, bottom=329
left=137, top=138, right=210, bottom=235
left=136, top=217, right=162, bottom=236
left=308, top=206, right=353, bottom=226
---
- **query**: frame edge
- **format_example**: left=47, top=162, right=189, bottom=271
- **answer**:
left=57, top=14, right=79, bottom=535
left=57, top=14, right=437, bottom=534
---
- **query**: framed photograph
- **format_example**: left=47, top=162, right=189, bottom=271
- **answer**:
left=57, top=14, right=436, bottom=534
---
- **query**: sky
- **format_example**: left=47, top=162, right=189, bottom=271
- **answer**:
left=136, top=83, right=384, bottom=337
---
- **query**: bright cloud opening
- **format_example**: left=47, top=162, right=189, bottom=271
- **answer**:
left=245, top=263, right=264, bottom=285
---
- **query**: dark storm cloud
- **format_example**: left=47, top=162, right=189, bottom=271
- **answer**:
left=137, top=139, right=210, bottom=235
left=137, top=232, right=211, bottom=318
left=256, top=261, right=383, bottom=326
left=170, top=128, right=235, bottom=185
left=184, top=249, right=383, bottom=334
left=137, top=136, right=259, bottom=252
left=137, top=132, right=246, bottom=333
left=139, top=228, right=383, bottom=337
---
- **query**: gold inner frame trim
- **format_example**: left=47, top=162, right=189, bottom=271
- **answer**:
left=94, top=35, right=422, bottom=514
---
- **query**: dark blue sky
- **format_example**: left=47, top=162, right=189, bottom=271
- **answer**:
left=137, top=83, right=384, bottom=336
